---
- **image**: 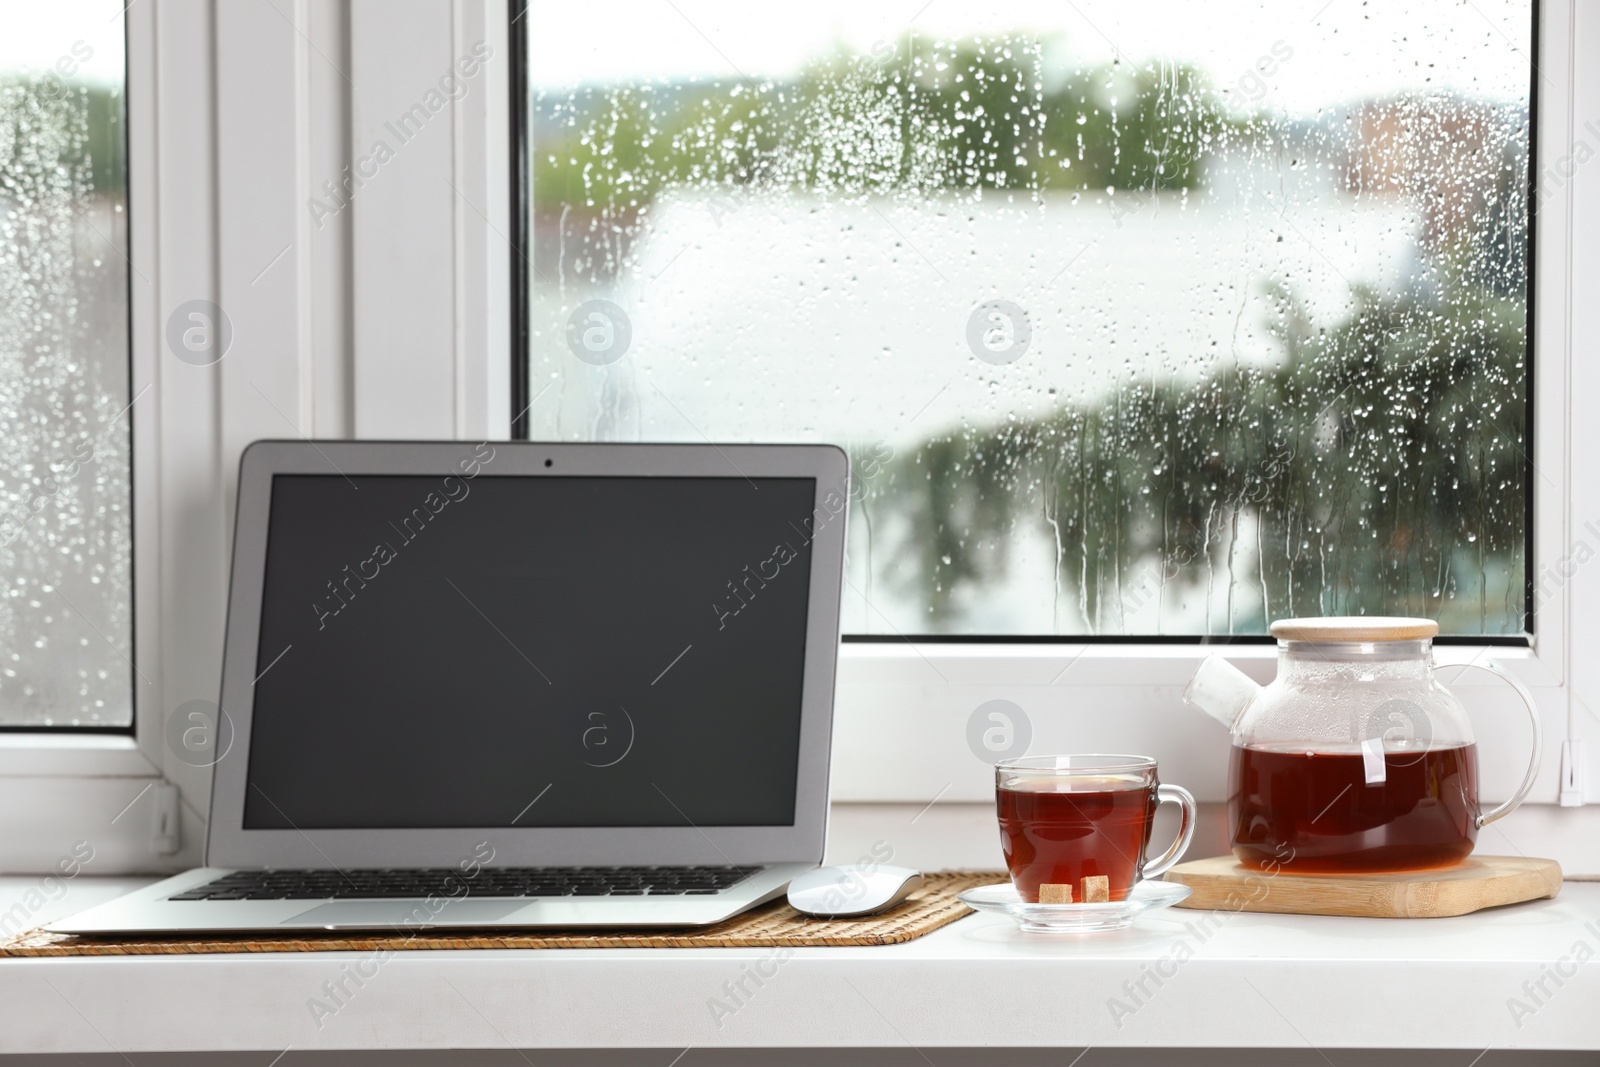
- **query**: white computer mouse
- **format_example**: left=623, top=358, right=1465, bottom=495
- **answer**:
left=785, top=864, right=924, bottom=918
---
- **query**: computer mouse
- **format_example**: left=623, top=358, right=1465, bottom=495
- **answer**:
left=786, top=864, right=924, bottom=918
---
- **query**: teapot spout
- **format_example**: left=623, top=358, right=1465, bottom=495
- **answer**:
left=1183, top=655, right=1260, bottom=731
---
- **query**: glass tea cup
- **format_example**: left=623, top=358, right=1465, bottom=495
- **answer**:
left=996, top=755, right=1197, bottom=903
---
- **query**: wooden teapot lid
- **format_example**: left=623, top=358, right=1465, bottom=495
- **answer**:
left=1269, top=616, right=1439, bottom=642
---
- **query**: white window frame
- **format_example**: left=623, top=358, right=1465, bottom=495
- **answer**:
left=828, top=2, right=1600, bottom=857
left=3, top=0, right=1595, bottom=875
left=0, top=0, right=509, bottom=874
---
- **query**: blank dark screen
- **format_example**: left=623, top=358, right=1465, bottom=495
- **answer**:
left=242, top=473, right=817, bottom=829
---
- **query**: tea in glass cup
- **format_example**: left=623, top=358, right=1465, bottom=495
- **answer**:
left=996, top=755, right=1197, bottom=903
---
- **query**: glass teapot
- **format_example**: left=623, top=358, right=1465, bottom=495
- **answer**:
left=1183, top=617, right=1541, bottom=874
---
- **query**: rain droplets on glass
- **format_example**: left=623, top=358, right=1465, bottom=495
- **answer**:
left=523, top=3, right=1529, bottom=638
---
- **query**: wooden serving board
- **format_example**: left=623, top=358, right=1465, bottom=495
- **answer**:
left=1163, top=855, right=1562, bottom=919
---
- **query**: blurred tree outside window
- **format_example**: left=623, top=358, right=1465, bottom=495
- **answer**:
left=523, top=1, right=1531, bottom=639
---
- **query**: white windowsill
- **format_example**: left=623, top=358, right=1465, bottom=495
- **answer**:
left=2, top=874, right=1595, bottom=1054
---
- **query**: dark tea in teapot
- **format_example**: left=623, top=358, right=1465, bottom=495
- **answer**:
left=1187, top=616, right=1541, bottom=876
left=1229, top=741, right=1479, bottom=873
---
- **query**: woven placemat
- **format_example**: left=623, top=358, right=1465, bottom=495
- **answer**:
left=0, top=871, right=1004, bottom=957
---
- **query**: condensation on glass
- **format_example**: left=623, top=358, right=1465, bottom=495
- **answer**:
left=522, top=2, right=1532, bottom=638
left=0, top=6, right=132, bottom=725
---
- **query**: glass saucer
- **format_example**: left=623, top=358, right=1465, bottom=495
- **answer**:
left=958, top=880, right=1193, bottom=933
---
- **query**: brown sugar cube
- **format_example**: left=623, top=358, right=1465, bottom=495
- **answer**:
left=1080, top=876, right=1110, bottom=903
left=1038, top=883, right=1073, bottom=904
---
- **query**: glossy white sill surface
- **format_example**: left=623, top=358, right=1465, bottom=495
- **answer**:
left=1, top=873, right=1597, bottom=1055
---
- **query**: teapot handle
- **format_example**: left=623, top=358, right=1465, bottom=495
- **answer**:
left=1438, top=660, right=1542, bottom=829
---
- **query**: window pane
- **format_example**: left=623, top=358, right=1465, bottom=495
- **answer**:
left=0, top=4, right=132, bottom=724
left=521, top=1, right=1531, bottom=638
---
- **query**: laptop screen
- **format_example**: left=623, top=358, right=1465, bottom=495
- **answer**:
left=241, top=473, right=818, bottom=830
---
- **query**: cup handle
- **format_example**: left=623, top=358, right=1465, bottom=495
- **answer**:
left=1143, top=783, right=1198, bottom=879
left=1437, top=661, right=1543, bottom=829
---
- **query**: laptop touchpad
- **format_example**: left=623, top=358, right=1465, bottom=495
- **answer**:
left=285, top=900, right=526, bottom=928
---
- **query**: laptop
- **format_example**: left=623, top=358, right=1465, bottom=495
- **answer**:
left=53, top=440, right=849, bottom=933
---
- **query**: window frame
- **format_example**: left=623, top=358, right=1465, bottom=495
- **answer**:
left=506, top=1, right=1545, bottom=646
left=834, top=0, right=1582, bottom=808
left=0, top=1, right=166, bottom=872
left=844, top=0, right=1580, bottom=799
left=2, top=0, right=1590, bottom=877
left=0, top=0, right=513, bottom=874
left=505, top=0, right=1587, bottom=814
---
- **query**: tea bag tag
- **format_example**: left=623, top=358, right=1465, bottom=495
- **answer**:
left=1361, top=736, right=1387, bottom=785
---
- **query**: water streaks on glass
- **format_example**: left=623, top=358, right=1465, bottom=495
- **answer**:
left=0, top=5, right=132, bottom=724
left=522, top=1, right=1532, bottom=638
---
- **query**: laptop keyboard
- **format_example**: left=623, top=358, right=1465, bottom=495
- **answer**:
left=167, top=865, right=760, bottom=901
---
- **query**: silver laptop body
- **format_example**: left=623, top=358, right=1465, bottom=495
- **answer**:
left=52, top=441, right=848, bottom=933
